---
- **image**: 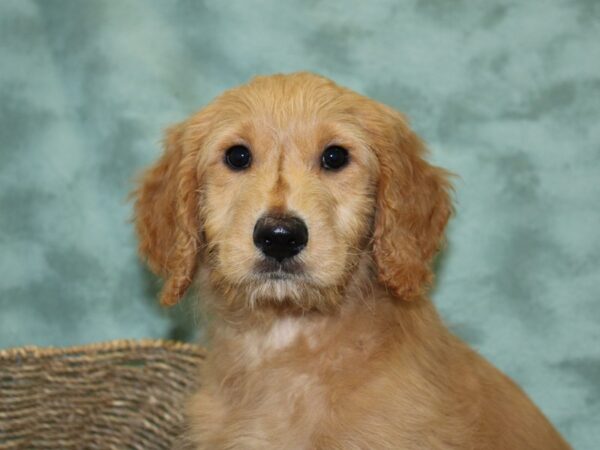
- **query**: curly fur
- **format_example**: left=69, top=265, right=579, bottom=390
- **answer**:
left=133, top=73, right=570, bottom=449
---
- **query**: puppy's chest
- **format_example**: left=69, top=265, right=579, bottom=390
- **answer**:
left=232, top=318, right=327, bottom=399
left=202, top=320, right=330, bottom=447
left=196, top=321, right=439, bottom=449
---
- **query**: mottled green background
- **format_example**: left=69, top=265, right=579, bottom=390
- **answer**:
left=1, top=0, right=598, bottom=447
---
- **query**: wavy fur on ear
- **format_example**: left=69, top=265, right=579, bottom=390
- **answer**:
left=369, top=105, right=453, bottom=301
left=133, top=123, right=201, bottom=306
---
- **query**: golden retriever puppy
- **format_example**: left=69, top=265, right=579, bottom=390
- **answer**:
left=134, top=72, right=570, bottom=449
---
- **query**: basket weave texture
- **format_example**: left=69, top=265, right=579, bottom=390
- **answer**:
left=0, top=339, right=204, bottom=450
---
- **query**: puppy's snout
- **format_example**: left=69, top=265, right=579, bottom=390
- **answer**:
left=253, top=215, right=308, bottom=262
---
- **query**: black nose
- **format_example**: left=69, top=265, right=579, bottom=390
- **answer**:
left=253, top=215, right=308, bottom=262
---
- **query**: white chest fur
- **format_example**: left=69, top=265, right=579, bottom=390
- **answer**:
left=240, top=316, right=309, bottom=366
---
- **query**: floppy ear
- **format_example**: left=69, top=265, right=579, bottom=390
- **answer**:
left=371, top=107, right=453, bottom=301
left=133, top=123, right=201, bottom=306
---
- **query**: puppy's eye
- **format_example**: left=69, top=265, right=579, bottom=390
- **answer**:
left=224, top=145, right=252, bottom=170
left=321, top=145, right=349, bottom=171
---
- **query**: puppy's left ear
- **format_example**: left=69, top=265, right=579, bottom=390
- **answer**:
left=133, top=122, right=202, bottom=306
left=369, top=105, right=453, bottom=301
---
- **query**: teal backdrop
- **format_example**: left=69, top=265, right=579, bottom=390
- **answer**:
left=1, top=1, right=598, bottom=447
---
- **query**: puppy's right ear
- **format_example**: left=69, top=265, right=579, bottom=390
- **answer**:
left=133, top=123, right=201, bottom=306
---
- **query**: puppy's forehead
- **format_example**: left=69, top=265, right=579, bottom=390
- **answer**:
left=214, top=76, right=361, bottom=126
left=199, top=80, right=371, bottom=153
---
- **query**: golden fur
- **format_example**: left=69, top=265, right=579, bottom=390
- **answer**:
left=134, top=73, right=570, bottom=449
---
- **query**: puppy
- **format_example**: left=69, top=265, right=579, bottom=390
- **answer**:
left=134, top=73, right=570, bottom=449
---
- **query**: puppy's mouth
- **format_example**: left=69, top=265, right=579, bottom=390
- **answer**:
left=253, top=258, right=305, bottom=280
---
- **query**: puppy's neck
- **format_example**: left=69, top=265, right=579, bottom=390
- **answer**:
left=201, top=274, right=442, bottom=372
left=195, top=251, right=443, bottom=367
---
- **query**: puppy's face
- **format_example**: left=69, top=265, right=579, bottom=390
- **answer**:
left=135, top=73, right=451, bottom=313
left=196, top=83, right=378, bottom=310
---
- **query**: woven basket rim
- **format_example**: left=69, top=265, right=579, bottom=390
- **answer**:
left=0, top=338, right=204, bottom=449
left=0, top=338, right=205, bottom=360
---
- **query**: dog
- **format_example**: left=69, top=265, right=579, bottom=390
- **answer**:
left=133, top=73, right=570, bottom=449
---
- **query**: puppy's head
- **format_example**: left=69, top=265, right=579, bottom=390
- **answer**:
left=134, top=73, right=451, bottom=312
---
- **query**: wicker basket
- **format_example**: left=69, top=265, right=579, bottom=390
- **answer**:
left=0, top=339, right=204, bottom=450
